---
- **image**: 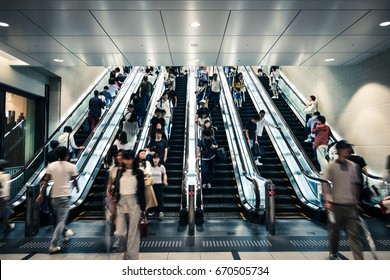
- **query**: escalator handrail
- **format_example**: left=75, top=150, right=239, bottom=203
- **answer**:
left=8, top=67, right=112, bottom=180
left=215, top=66, right=264, bottom=211
left=244, top=66, right=332, bottom=204
left=70, top=67, right=145, bottom=207
left=277, top=70, right=383, bottom=182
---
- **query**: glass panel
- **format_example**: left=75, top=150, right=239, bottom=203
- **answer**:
left=4, top=92, right=30, bottom=166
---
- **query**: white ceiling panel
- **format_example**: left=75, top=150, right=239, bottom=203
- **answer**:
left=320, top=35, right=390, bottom=53
left=167, top=36, right=223, bottom=53
left=343, top=10, right=390, bottom=35
left=1, top=36, right=70, bottom=53
left=54, top=36, right=120, bottom=53
left=76, top=53, right=129, bottom=66
left=92, top=11, right=165, bottom=36
left=261, top=53, right=314, bottom=66
left=226, top=11, right=299, bottom=36
left=217, top=53, right=267, bottom=66
left=124, top=53, right=173, bottom=66
left=26, top=53, right=87, bottom=66
left=21, top=10, right=106, bottom=36
left=0, top=1, right=388, bottom=66
left=171, top=53, right=218, bottom=66
left=301, top=52, right=364, bottom=66
left=271, top=36, right=335, bottom=53
left=162, top=11, right=230, bottom=36
left=112, top=36, right=169, bottom=53
left=343, top=52, right=379, bottom=66
left=221, top=36, right=278, bottom=53
left=367, top=38, right=390, bottom=53
left=0, top=11, right=46, bottom=36
left=284, top=10, right=370, bottom=36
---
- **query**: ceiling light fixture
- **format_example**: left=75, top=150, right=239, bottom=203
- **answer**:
left=189, top=21, right=200, bottom=28
left=0, top=22, right=10, bottom=27
left=379, top=21, right=390, bottom=27
left=324, top=58, right=335, bottom=62
left=190, top=43, right=199, bottom=47
left=53, top=58, right=64, bottom=63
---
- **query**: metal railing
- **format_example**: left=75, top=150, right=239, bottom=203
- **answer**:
left=243, top=66, right=332, bottom=214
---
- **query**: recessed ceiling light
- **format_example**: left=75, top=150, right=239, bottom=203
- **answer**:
left=379, top=21, right=390, bottom=27
left=0, top=22, right=9, bottom=27
left=190, top=43, right=199, bottom=47
left=190, top=21, right=200, bottom=28
left=324, top=58, right=335, bottom=62
left=53, top=58, right=64, bottom=63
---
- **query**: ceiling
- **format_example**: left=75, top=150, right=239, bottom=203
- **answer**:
left=0, top=0, right=389, bottom=67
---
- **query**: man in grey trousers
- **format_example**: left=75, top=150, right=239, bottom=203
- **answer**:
left=322, top=140, right=364, bottom=260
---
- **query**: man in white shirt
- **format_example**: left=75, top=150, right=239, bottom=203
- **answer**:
left=158, top=91, right=173, bottom=138
left=256, top=110, right=280, bottom=158
left=36, top=146, right=79, bottom=254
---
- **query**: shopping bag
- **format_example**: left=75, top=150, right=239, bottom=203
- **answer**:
left=145, top=184, right=158, bottom=210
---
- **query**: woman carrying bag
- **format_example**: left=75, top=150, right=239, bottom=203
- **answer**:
left=150, top=154, right=168, bottom=220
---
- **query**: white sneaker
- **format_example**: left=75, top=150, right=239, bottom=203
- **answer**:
left=272, top=96, right=277, bottom=99
left=256, top=161, right=263, bottom=166
left=49, top=245, right=61, bottom=254
left=304, top=138, right=312, bottom=143
left=63, top=228, right=74, bottom=241
left=159, top=212, right=164, bottom=220
left=207, top=183, right=211, bottom=188
left=202, top=184, right=206, bottom=188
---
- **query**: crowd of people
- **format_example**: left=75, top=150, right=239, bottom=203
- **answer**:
left=2, top=65, right=390, bottom=262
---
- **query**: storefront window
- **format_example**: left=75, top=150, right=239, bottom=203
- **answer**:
left=4, top=92, right=35, bottom=166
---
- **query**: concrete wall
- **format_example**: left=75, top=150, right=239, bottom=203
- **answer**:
left=47, top=66, right=105, bottom=134
left=0, top=58, right=106, bottom=136
left=281, top=49, right=390, bottom=176
left=0, top=57, right=48, bottom=97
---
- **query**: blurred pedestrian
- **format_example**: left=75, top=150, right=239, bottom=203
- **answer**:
left=322, top=140, right=364, bottom=260
left=0, top=159, right=15, bottom=231
left=36, top=146, right=79, bottom=254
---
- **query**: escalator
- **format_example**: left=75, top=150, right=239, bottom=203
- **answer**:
left=238, top=86, right=307, bottom=219
left=10, top=67, right=144, bottom=224
left=157, top=76, right=187, bottom=219
left=202, top=107, right=242, bottom=219
left=258, top=76, right=320, bottom=171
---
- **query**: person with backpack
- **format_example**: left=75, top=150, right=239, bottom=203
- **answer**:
left=58, top=126, right=84, bottom=161
left=197, top=129, right=218, bottom=188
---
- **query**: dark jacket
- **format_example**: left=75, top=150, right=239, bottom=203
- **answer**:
left=88, top=97, right=104, bottom=117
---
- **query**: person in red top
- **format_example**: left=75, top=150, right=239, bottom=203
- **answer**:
left=312, top=115, right=332, bottom=173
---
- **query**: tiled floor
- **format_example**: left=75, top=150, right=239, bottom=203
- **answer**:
left=1, top=218, right=389, bottom=260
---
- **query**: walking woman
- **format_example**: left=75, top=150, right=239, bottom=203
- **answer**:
left=150, top=154, right=168, bottom=220
left=114, top=150, right=145, bottom=260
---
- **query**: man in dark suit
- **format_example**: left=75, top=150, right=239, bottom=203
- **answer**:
left=88, top=90, right=105, bottom=131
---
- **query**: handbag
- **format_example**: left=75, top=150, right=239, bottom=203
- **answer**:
left=144, top=174, right=154, bottom=187
left=216, top=147, right=227, bottom=160
left=140, top=215, right=148, bottom=238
